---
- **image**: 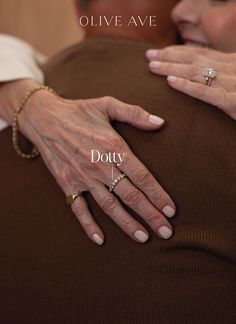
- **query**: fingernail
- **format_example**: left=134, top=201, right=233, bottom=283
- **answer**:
left=146, top=49, right=159, bottom=60
left=134, top=230, right=149, bottom=243
left=158, top=226, right=172, bottom=239
left=149, top=61, right=162, bottom=69
left=149, top=114, right=165, bottom=125
left=92, top=233, right=104, bottom=245
left=162, top=206, right=176, bottom=218
left=167, top=75, right=177, bottom=83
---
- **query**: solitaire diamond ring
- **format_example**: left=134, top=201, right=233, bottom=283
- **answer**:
left=203, top=67, right=217, bottom=86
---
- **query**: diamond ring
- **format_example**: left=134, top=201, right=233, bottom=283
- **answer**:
left=109, top=174, right=127, bottom=192
left=203, top=67, right=217, bottom=86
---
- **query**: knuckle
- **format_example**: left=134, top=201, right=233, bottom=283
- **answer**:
left=119, top=217, right=132, bottom=230
left=146, top=212, right=163, bottom=227
left=188, top=52, right=198, bottom=64
left=133, top=169, right=152, bottom=187
left=82, top=222, right=95, bottom=234
left=164, top=62, right=171, bottom=71
left=100, top=196, right=117, bottom=214
left=229, top=53, right=236, bottom=62
left=122, top=190, right=142, bottom=207
left=107, top=136, right=123, bottom=151
left=83, top=159, right=97, bottom=172
left=149, top=190, right=163, bottom=206
left=57, top=168, right=70, bottom=187
left=189, top=65, right=199, bottom=80
left=217, top=88, right=228, bottom=110
left=196, top=85, right=207, bottom=100
left=129, top=105, right=143, bottom=120
left=98, top=133, right=122, bottom=150
left=103, top=95, right=113, bottom=103
left=72, top=203, right=87, bottom=217
left=102, top=96, right=118, bottom=107
left=163, top=47, right=173, bottom=59
left=217, top=90, right=236, bottom=117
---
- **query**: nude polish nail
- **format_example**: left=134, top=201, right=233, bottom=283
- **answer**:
left=149, top=114, right=165, bottom=125
left=158, top=226, right=172, bottom=239
left=149, top=61, right=162, bottom=69
left=92, top=233, right=104, bottom=245
left=167, top=75, right=177, bottom=83
left=134, top=230, right=149, bottom=243
left=146, top=49, right=159, bottom=60
left=162, top=205, right=176, bottom=218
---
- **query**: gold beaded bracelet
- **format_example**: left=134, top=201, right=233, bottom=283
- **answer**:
left=12, top=85, right=55, bottom=159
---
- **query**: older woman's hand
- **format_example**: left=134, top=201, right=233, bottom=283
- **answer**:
left=146, top=45, right=236, bottom=121
left=17, top=82, right=175, bottom=246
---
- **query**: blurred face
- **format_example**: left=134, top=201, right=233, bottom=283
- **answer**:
left=75, top=0, right=178, bottom=46
left=172, top=0, right=236, bottom=52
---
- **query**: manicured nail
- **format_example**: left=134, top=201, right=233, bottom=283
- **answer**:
left=149, top=114, right=165, bottom=125
left=162, top=206, right=176, bottom=218
left=134, top=230, right=149, bottom=243
left=158, top=226, right=172, bottom=239
left=146, top=49, right=159, bottom=60
left=149, top=61, right=162, bottom=69
left=167, top=75, right=177, bottom=83
left=92, top=233, right=104, bottom=245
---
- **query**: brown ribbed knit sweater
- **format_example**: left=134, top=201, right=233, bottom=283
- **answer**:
left=0, top=37, right=235, bottom=324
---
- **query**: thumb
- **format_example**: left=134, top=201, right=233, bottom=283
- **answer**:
left=106, top=97, right=165, bottom=130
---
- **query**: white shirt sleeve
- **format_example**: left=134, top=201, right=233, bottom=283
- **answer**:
left=0, top=34, right=48, bottom=131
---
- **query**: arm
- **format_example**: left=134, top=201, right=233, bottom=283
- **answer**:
left=0, top=36, right=176, bottom=246
left=146, top=45, right=236, bottom=121
left=0, top=34, right=46, bottom=130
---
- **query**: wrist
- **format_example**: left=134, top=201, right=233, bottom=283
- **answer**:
left=18, top=86, right=58, bottom=143
left=12, top=85, right=58, bottom=159
left=0, top=78, right=40, bottom=125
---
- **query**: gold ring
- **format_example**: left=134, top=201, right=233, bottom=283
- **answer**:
left=203, top=67, right=216, bottom=86
left=66, top=192, right=81, bottom=206
left=109, top=174, right=127, bottom=192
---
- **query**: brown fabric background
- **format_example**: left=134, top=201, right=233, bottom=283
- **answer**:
left=0, top=38, right=235, bottom=324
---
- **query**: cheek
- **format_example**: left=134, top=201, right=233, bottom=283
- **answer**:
left=201, top=7, right=236, bottom=52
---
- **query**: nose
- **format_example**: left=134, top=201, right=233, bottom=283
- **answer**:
left=171, top=0, right=199, bottom=26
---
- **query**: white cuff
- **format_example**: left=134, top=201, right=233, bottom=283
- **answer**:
left=0, top=34, right=48, bottom=131
left=0, top=119, right=9, bottom=131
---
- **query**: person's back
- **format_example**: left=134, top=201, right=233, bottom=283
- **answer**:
left=44, top=37, right=236, bottom=322
left=0, top=37, right=235, bottom=324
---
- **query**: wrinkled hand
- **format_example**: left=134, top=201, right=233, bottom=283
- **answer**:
left=21, top=92, right=176, bottom=245
left=146, top=45, right=236, bottom=121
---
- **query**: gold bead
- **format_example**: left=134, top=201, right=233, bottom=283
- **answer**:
left=12, top=85, right=55, bottom=159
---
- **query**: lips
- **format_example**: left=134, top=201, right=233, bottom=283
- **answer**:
left=182, top=37, right=208, bottom=48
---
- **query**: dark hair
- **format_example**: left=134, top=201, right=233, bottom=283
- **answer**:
left=80, top=0, right=90, bottom=10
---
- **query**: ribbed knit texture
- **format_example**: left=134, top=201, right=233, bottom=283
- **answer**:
left=0, top=38, right=235, bottom=323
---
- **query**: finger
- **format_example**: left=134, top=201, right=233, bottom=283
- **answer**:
left=90, top=183, right=151, bottom=243
left=146, top=46, right=236, bottom=64
left=149, top=61, right=236, bottom=91
left=102, top=96, right=165, bottom=130
left=109, top=167, right=173, bottom=240
left=167, top=75, right=229, bottom=112
left=66, top=191, right=105, bottom=246
left=149, top=61, right=204, bottom=82
left=172, top=46, right=236, bottom=63
left=146, top=47, right=200, bottom=64
left=118, top=153, right=176, bottom=219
